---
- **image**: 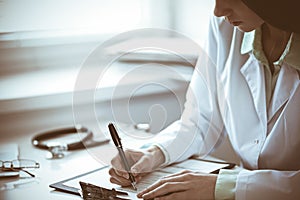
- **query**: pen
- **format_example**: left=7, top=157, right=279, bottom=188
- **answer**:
left=108, top=123, right=137, bottom=190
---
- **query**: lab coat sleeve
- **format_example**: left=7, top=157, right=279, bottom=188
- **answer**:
left=236, top=169, right=300, bottom=199
left=152, top=16, right=226, bottom=165
left=216, top=168, right=300, bottom=200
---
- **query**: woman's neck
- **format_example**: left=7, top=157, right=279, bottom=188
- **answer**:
left=262, top=23, right=291, bottom=68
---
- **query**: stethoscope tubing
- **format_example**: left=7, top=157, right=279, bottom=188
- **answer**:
left=31, top=125, right=109, bottom=151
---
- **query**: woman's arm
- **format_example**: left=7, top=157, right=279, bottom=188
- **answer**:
left=235, top=169, right=300, bottom=199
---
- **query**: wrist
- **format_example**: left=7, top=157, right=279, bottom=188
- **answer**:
left=146, top=145, right=165, bottom=168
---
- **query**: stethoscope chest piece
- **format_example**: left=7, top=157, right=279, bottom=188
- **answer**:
left=45, top=145, right=67, bottom=159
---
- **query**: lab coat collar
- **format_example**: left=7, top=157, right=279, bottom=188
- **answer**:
left=240, top=27, right=300, bottom=124
left=268, top=65, right=300, bottom=120
left=241, top=30, right=255, bottom=55
left=284, top=33, right=300, bottom=70
left=240, top=56, right=300, bottom=131
left=241, top=27, right=300, bottom=71
left=240, top=56, right=267, bottom=131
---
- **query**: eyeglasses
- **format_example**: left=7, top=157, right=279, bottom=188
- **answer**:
left=0, top=159, right=40, bottom=177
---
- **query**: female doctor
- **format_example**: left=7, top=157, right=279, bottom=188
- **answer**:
left=109, top=0, right=300, bottom=199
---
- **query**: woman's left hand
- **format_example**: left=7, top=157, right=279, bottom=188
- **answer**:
left=137, top=170, right=217, bottom=200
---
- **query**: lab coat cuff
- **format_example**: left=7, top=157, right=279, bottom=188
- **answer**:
left=215, top=169, right=239, bottom=200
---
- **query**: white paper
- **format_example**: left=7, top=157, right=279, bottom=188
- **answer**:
left=63, top=158, right=229, bottom=199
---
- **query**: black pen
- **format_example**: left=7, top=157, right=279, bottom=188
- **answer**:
left=108, top=123, right=137, bottom=190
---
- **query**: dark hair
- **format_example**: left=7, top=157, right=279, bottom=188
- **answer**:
left=241, top=0, right=299, bottom=33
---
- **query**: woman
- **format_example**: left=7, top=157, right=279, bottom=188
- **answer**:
left=109, top=0, right=300, bottom=199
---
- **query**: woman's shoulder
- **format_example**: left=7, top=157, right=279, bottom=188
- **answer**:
left=209, top=15, right=243, bottom=41
left=207, top=15, right=244, bottom=53
left=205, top=15, right=246, bottom=68
left=209, top=15, right=232, bottom=34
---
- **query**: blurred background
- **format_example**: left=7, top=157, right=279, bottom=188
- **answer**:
left=0, top=0, right=214, bottom=132
left=0, top=0, right=239, bottom=178
left=0, top=0, right=213, bottom=109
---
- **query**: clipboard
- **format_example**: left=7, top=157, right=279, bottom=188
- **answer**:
left=49, top=157, right=235, bottom=197
left=49, top=166, right=108, bottom=196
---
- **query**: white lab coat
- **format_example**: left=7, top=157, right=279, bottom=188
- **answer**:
left=154, top=16, right=300, bottom=199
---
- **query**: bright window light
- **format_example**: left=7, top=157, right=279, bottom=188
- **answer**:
left=0, top=0, right=143, bottom=36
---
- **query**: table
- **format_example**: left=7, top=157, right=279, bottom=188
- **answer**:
left=0, top=109, right=170, bottom=200
left=0, top=127, right=113, bottom=200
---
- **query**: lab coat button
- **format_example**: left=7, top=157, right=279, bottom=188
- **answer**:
left=254, top=139, right=259, bottom=144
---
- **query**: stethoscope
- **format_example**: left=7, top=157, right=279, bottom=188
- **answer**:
left=31, top=125, right=109, bottom=159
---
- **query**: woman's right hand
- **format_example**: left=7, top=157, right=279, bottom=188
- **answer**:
left=109, top=146, right=165, bottom=187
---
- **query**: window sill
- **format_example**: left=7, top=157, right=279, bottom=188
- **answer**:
left=0, top=62, right=193, bottom=114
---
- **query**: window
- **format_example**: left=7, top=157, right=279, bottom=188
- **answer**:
left=0, top=0, right=143, bottom=34
left=0, top=0, right=214, bottom=113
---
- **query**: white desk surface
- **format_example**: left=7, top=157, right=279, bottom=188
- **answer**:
left=0, top=116, right=166, bottom=200
left=0, top=127, right=116, bottom=200
left=0, top=117, right=238, bottom=200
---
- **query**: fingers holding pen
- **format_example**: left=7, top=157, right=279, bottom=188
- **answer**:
left=109, top=167, right=142, bottom=186
left=109, top=167, right=130, bottom=186
left=111, top=154, right=129, bottom=178
left=109, top=166, right=143, bottom=186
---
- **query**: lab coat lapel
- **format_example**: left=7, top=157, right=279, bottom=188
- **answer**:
left=268, top=65, right=300, bottom=120
left=240, top=55, right=267, bottom=128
